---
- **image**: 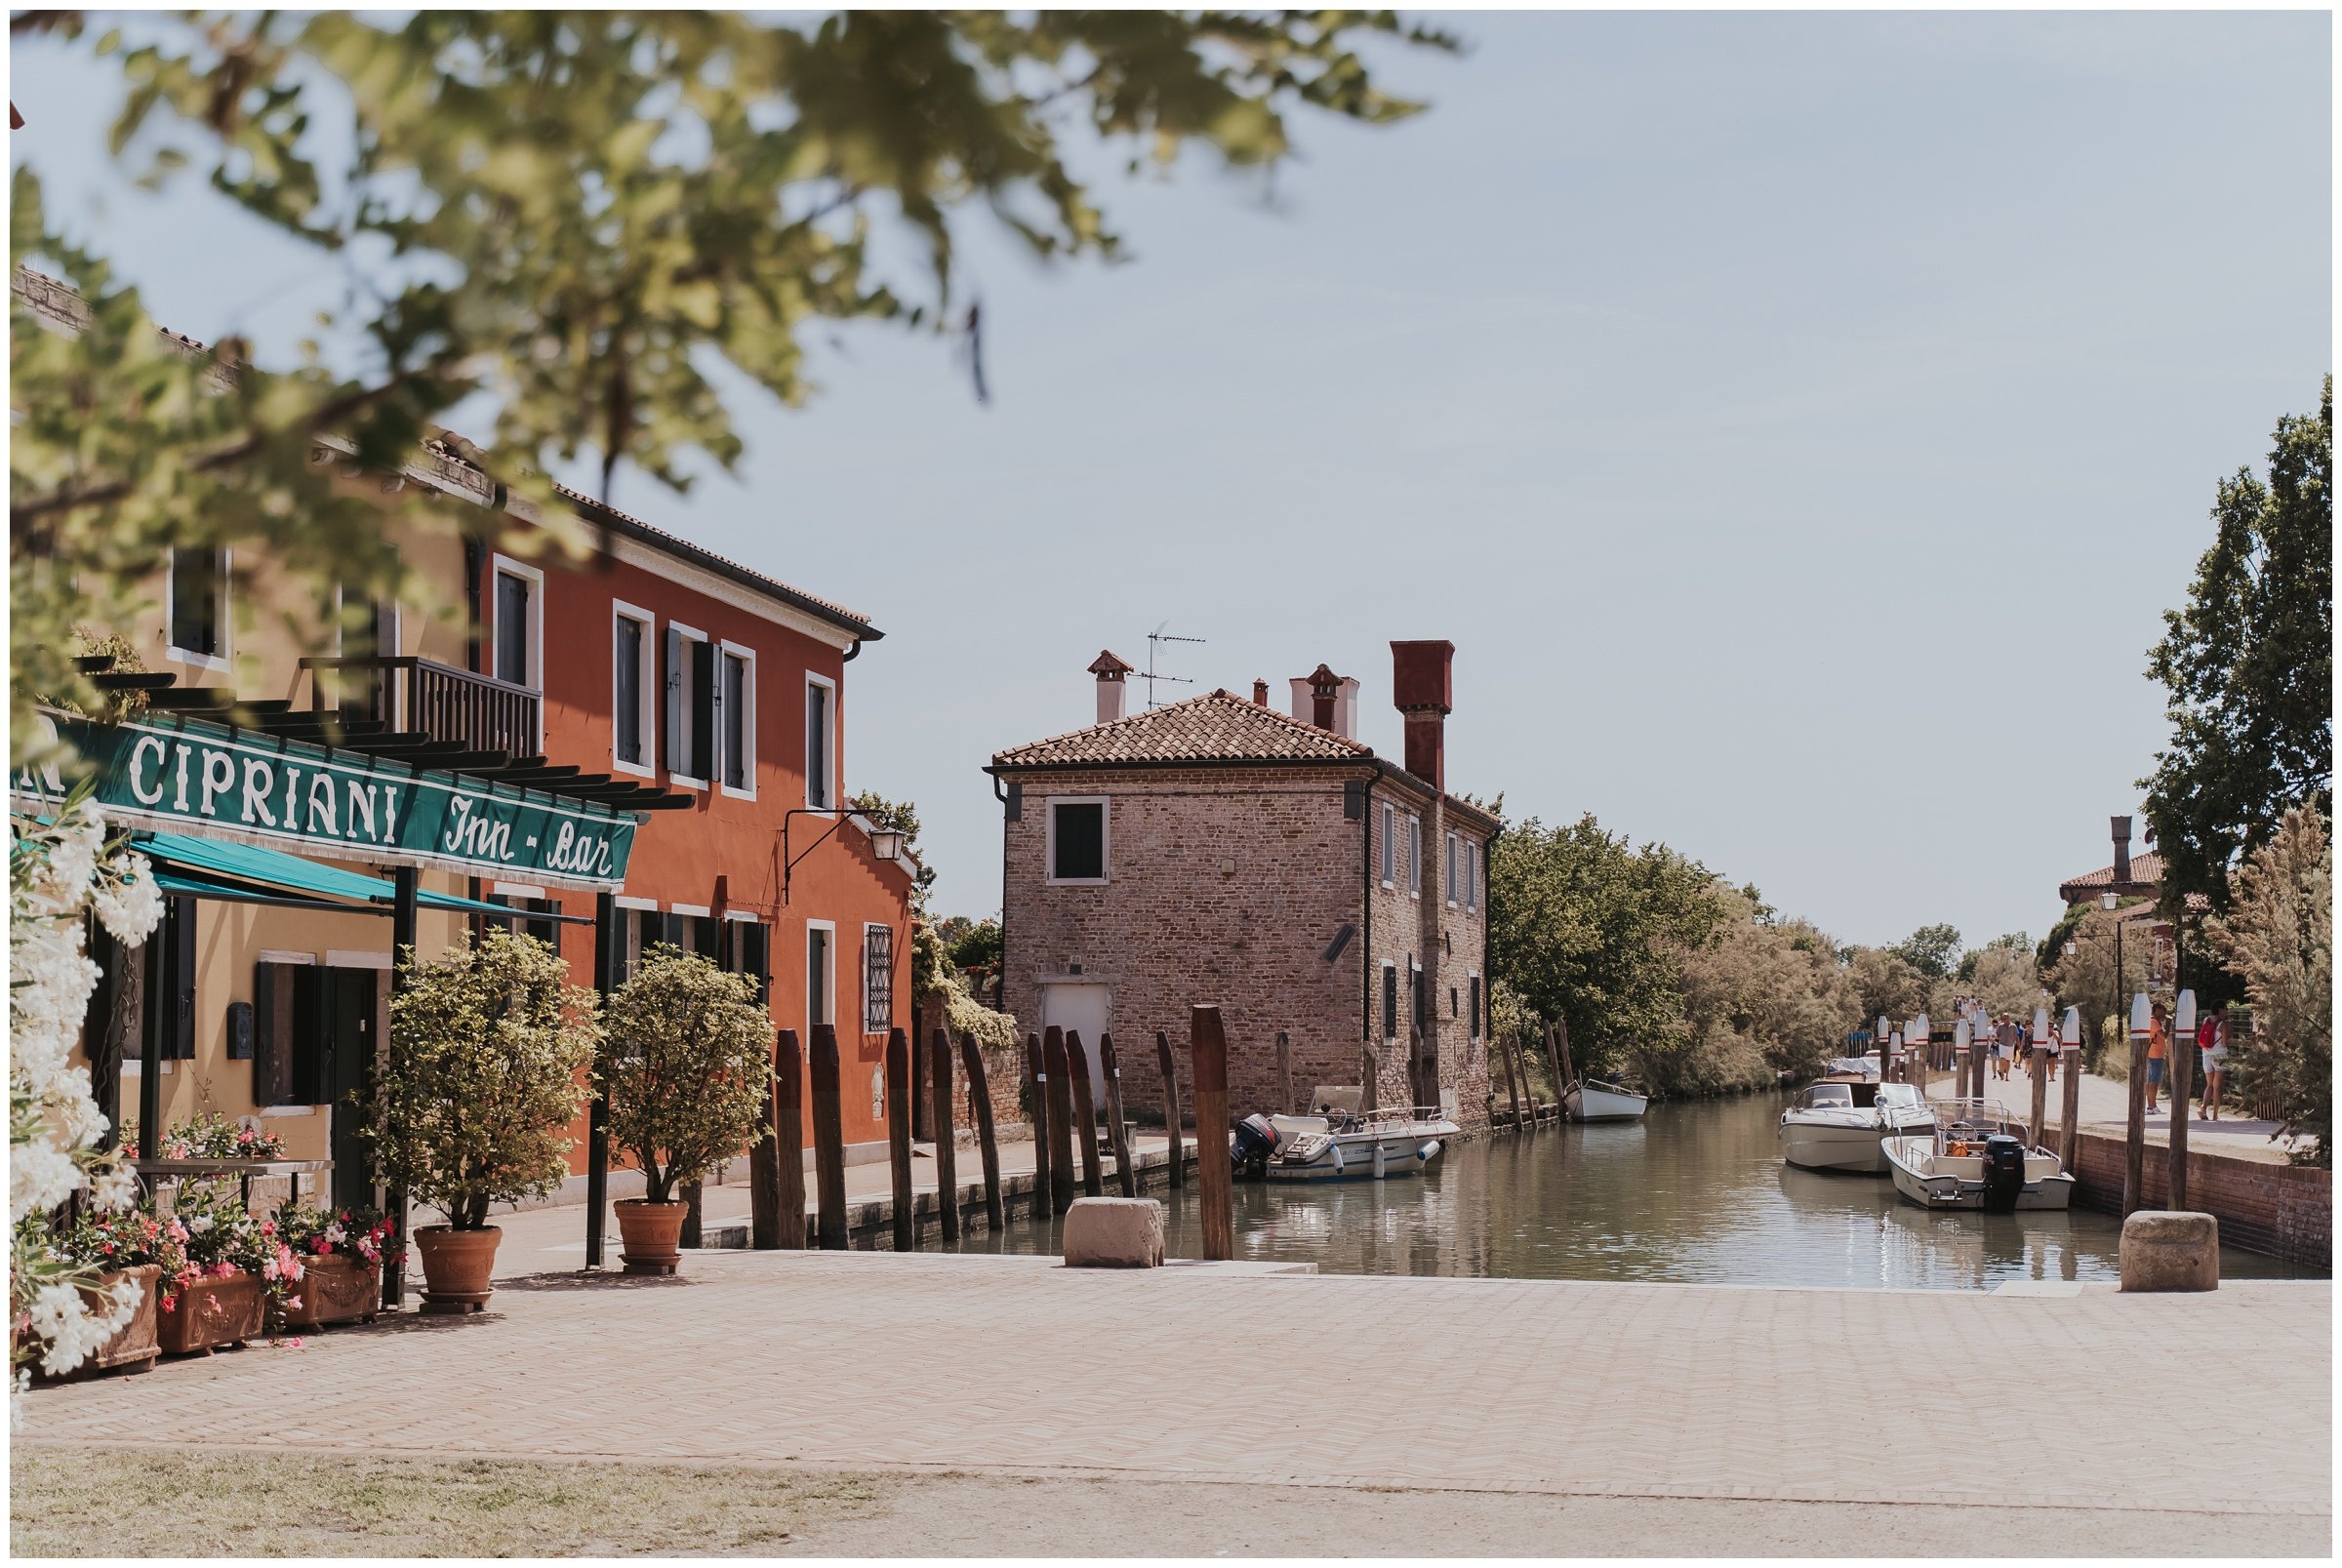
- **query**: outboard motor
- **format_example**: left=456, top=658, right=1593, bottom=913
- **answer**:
left=1231, top=1113, right=1281, bottom=1180
left=1981, top=1135, right=2027, bottom=1213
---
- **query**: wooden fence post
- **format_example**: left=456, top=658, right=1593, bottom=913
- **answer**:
left=1064, top=1029, right=1106, bottom=1198
left=810, top=1024, right=848, bottom=1249
left=1275, top=1030, right=1294, bottom=1117
left=2123, top=1003, right=2149, bottom=1218
left=1101, top=1032, right=1137, bottom=1197
left=749, top=1029, right=785, bottom=1249
left=681, top=1180, right=704, bottom=1249
left=1024, top=1032, right=1053, bottom=1222
left=1156, top=1030, right=1186, bottom=1189
left=1192, top=1005, right=1233, bottom=1262
left=1041, top=1026, right=1077, bottom=1217
left=1500, top=1026, right=1524, bottom=1130
left=2168, top=1026, right=2194, bottom=1212
left=959, top=1033, right=1005, bottom=1229
left=886, top=1027, right=915, bottom=1250
left=775, top=1029, right=806, bottom=1249
left=930, top=1027, right=960, bottom=1244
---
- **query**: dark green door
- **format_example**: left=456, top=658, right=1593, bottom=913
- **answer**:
left=326, top=967, right=381, bottom=1211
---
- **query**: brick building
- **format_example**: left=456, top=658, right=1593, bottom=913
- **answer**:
left=989, top=641, right=1499, bottom=1132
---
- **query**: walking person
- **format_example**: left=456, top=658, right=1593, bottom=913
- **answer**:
left=2145, top=1001, right=2169, bottom=1115
left=1996, top=1015, right=2020, bottom=1082
left=2200, top=1008, right=2229, bottom=1122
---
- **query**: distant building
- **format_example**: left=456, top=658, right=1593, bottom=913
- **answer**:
left=989, top=641, right=1498, bottom=1132
left=2057, top=816, right=2163, bottom=906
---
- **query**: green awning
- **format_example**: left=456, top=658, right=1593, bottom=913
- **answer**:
left=134, top=831, right=588, bottom=924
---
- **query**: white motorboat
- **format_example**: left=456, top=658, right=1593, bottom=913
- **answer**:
left=1882, top=1102, right=2075, bottom=1212
left=1563, top=1078, right=1647, bottom=1123
left=1232, top=1088, right=1457, bottom=1182
left=1778, top=1079, right=1935, bottom=1174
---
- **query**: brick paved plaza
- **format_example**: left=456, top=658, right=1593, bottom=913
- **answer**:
left=18, top=1249, right=2329, bottom=1546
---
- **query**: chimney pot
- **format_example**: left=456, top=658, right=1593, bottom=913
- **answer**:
left=1089, top=649, right=1133, bottom=726
left=1252, top=678, right=1269, bottom=706
left=1391, top=640, right=1454, bottom=787
left=2111, top=815, right=2133, bottom=884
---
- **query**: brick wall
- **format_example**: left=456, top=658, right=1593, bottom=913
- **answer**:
left=2067, top=1130, right=2330, bottom=1268
left=1000, top=764, right=1492, bottom=1131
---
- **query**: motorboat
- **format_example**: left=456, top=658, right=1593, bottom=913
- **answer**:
left=1778, top=1079, right=1934, bottom=1174
left=1881, top=1101, right=2075, bottom=1212
left=1231, top=1087, right=1457, bottom=1182
left=1563, top=1078, right=1648, bottom=1123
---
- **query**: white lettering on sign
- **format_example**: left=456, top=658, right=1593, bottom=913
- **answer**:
left=545, top=820, right=614, bottom=878
left=306, top=771, right=338, bottom=836
left=199, top=750, right=235, bottom=817
left=281, top=766, right=302, bottom=831
left=128, top=735, right=168, bottom=806
left=440, top=796, right=515, bottom=863
left=173, top=746, right=190, bottom=812
left=348, top=780, right=377, bottom=842
left=241, top=757, right=277, bottom=826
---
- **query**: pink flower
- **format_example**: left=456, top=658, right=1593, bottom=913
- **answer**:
left=260, top=1221, right=275, bottom=1237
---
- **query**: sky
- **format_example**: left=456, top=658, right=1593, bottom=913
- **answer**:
left=11, top=11, right=2332, bottom=951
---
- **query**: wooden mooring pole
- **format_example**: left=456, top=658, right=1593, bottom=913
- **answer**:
left=930, top=1027, right=960, bottom=1244
left=1041, top=1026, right=1077, bottom=1217
left=2168, top=994, right=2195, bottom=1212
left=959, top=1034, right=1006, bottom=1229
left=1064, top=1029, right=1107, bottom=1198
left=775, top=1029, right=806, bottom=1249
left=1101, top=1032, right=1138, bottom=1198
left=2122, top=996, right=2149, bottom=1218
left=2028, top=1047, right=2050, bottom=1149
left=1156, top=1030, right=1186, bottom=1189
left=749, top=1029, right=785, bottom=1250
left=886, top=1027, right=915, bottom=1250
left=810, top=1024, right=848, bottom=1249
left=1276, top=1030, right=1295, bottom=1117
left=1191, top=1005, right=1233, bottom=1262
left=1025, top=1033, right=1053, bottom=1223
left=1501, top=1024, right=1524, bottom=1129
left=2060, top=1044, right=2082, bottom=1172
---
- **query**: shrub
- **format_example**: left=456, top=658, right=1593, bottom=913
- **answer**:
left=599, top=945, right=772, bottom=1204
left=2206, top=804, right=2332, bottom=1165
left=362, top=930, right=599, bottom=1229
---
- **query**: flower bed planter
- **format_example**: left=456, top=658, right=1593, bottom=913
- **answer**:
left=413, top=1226, right=501, bottom=1315
left=281, top=1253, right=381, bottom=1330
left=615, top=1199, right=687, bottom=1275
left=157, top=1270, right=264, bottom=1355
left=82, top=1264, right=164, bottom=1374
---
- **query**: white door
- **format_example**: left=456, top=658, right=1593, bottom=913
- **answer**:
left=1040, top=984, right=1111, bottom=1109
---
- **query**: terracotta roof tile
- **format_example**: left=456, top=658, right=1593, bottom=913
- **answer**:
left=2059, top=851, right=2165, bottom=892
left=992, top=689, right=1374, bottom=769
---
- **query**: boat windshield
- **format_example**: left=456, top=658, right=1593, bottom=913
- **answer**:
left=1803, top=1084, right=1855, bottom=1108
left=1876, top=1084, right=1922, bottom=1107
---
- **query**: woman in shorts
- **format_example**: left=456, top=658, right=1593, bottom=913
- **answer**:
left=2145, top=1001, right=2168, bottom=1114
left=2200, top=1009, right=2229, bottom=1121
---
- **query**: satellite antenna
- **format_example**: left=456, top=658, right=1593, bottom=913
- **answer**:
left=1143, top=621, right=1205, bottom=710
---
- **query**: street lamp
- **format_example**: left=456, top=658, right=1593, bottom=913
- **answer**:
left=781, top=809, right=909, bottom=905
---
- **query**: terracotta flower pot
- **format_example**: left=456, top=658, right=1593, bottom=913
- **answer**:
left=35, top=1265, right=163, bottom=1381
left=413, top=1225, right=501, bottom=1315
left=281, top=1252, right=382, bottom=1330
left=615, top=1199, right=688, bottom=1275
left=157, top=1270, right=264, bottom=1355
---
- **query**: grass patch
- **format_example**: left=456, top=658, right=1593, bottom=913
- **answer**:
left=12, top=1445, right=893, bottom=1557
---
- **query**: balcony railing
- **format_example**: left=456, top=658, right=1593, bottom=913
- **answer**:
left=302, top=656, right=541, bottom=759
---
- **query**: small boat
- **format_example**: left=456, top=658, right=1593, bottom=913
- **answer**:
left=1231, top=1087, right=1458, bottom=1182
left=1564, top=1078, right=1647, bottom=1123
left=1778, top=1078, right=1934, bottom=1174
left=1882, top=1101, right=2075, bottom=1212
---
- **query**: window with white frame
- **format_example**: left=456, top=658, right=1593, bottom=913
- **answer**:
left=864, top=923, right=894, bottom=1034
left=1047, top=797, right=1109, bottom=884
left=612, top=603, right=655, bottom=776
left=719, top=644, right=755, bottom=795
left=1379, top=802, right=1395, bottom=887
left=1445, top=831, right=1459, bottom=907
left=168, top=546, right=227, bottom=664
left=663, top=623, right=714, bottom=784
left=804, top=675, right=834, bottom=810
left=1466, top=839, right=1479, bottom=912
left=1407, top=814, right=1422, bottom=899
left=806, top=922, right=834, bottom=1030
left=490, top=556, right=543, bottom=690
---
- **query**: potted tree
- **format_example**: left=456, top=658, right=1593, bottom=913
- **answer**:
left=599, top=945, right=774, bottom=1274
left=362, top=930, right=597, bottom=1313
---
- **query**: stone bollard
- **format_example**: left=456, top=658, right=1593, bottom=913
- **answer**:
left=1063, top=1197, right=1166, bottom=1268
left=2120, top=1211, right=2220, bottom=1292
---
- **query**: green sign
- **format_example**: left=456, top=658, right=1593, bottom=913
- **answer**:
left=18, top=711, right=640, bottom=890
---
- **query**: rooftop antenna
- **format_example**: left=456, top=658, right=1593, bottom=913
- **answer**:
left=1143, top=621, right=1205, bottom=710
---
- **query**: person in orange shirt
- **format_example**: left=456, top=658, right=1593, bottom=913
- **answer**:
left=2145, top=1001, right=2170, bottom=1114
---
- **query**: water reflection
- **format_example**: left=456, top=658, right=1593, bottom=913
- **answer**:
left=915, top=1093, right=2309, bottom=1290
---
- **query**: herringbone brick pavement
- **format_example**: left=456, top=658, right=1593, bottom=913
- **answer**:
left=18, top=1253, right=2328, bottom=1517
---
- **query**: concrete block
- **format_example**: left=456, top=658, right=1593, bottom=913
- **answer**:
left=2120, top=1211, right=2219, bottom=1292
left=1063, top=1197, right=1165, bottom=1268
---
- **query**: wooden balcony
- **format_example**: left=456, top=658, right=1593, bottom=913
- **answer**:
left=302, top=656, right=541, bottom=759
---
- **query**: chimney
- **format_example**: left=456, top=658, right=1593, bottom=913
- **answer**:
left=1391, top=640, right=1454, bottom=787
left=1252, top=678, right=1269, bottom=706
left=1089, top=650, right=1133, bottom=726
left=1336, top=676, right=1359, bottom=741
left=2111, top=815, right=2132, bottom=885
left=1306, top=663, right=1343, bottom=731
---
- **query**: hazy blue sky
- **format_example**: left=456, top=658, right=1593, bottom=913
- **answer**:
left=13, top=12, right=2331, bottom=951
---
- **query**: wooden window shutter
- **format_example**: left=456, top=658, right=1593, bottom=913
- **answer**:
left=253, top=962, right=299, bottom=1106
left=663, top=626, right=684, bottom=772
left=169, top=897, right=197, bottom=1059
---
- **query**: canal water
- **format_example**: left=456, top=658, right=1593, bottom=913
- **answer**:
left=913, top=1092, right=2309, bottom=1290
